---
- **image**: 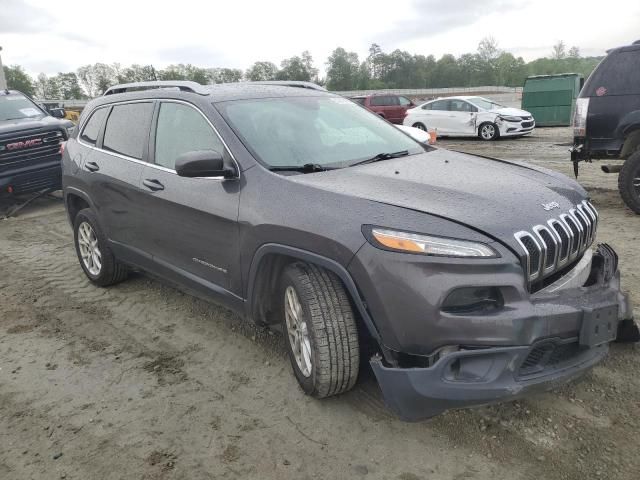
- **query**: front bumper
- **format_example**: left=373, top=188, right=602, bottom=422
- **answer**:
left=366, top=244, right=636, bottom=421
left=499, top=119, right=535, bottom=137
left=0, top=162, right=61, bottom=197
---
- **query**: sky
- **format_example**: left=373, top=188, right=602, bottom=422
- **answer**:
left=1, top=0, right=639, bottom=78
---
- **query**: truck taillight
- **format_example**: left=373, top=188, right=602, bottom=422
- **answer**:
left=573, top=98, right=589, bottom=137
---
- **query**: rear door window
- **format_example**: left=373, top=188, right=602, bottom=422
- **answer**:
left=583, top=50, right=640, bottom=96
left=371, top=96, right=392, bottom=106
left=102, top=102, right=154, bottom=160
left=80, top=107, right=108, bottom=146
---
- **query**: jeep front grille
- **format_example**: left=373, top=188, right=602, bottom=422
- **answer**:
left=515, top=200, right=598, bottom=285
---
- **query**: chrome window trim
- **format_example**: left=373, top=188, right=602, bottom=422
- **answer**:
left=77, top=98, right=240, bottom=181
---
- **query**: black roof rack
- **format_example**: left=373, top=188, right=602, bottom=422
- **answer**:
left=103, top=80, right=209, bottom=96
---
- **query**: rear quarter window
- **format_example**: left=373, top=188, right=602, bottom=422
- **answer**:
left=582, top=50, right=640, bottom=96
left=80, top=107, right=108, bottom=146
left=370, top=96, right=391, bottom=106
left=351, top=97, right=366, bottom=106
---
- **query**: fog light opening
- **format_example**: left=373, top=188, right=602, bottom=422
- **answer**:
left=442, top=287, right=504, bottom=314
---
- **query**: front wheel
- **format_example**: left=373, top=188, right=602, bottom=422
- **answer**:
left=279, top=263, right=360, bottom=398
left=479, top=122, right=500, bottom=141
left=412, top=122, right=427, bottom=131
left=618, top=150, right=640, bottom=214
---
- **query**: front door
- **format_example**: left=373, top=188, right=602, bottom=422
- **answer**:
left=447, top=99, right=477, bottom=135
left=137, top=100, right=241, bottom=295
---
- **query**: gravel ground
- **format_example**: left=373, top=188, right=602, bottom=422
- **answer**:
left=0, top=127, right=638, bottom=480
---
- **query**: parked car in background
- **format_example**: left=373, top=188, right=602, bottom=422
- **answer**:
left=404, top=96, right=535, bottom=140
left=351, top=94, right=415, bottom=124
left=571, top=39, right=640, bottom=213
left=1, top=89, right=74, bottom=198
left=63, top=81, right=635, bottom=421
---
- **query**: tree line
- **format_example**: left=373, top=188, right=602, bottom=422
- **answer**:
left=2, top=39, right=602, bottom=100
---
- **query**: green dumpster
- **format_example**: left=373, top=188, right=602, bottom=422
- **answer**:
left=521, top=73, right=584, bottom=126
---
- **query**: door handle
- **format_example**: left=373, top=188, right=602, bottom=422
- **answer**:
left=143, top=178, right=165, bottom=191
left=84, top=161, right=100, bottom=172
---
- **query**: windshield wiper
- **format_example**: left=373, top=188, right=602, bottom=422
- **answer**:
left=269, top=163, right=336, bottom=173
left=349, top=150, right=409, bottom=167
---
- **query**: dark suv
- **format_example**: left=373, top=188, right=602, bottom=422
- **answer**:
left=351, top=94, right=415, bottom=124
left=63, top=81, right=636, bottom=421
left=1, top=89, right=74, bottom=197
left=571, top=40, right=640, bottom=213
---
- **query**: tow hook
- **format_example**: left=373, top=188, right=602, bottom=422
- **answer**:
left=569, top=144, right=584, bottom=178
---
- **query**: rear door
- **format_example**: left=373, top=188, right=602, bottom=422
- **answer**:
left=423, top=100, right=451, bottom=133
left=80, top=101, right=153, bottom=257
left=137, top=100, right=241, bottom=294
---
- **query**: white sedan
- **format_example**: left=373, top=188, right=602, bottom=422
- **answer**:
left=403, top=96, right=535, bottom=141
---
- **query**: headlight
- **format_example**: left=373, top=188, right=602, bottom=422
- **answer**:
left=366, top=227, right=499, bottom=258
left=498, top=115, right=522, bottom=122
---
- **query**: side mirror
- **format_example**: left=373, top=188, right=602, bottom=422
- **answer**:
left=50, top=108, right=66, bottom=119
left=175, top=150, right=236, bottom=178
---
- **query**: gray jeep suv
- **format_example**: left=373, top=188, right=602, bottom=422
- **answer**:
left=62, top=81, right=636, bottom=421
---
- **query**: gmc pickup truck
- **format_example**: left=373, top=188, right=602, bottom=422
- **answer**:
left=1, top=89, right=74, bottom=197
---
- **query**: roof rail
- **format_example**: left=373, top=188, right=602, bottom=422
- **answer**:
left=103, top=80, right=209, bottom=96
left=245, top=81, right=327, bottom=91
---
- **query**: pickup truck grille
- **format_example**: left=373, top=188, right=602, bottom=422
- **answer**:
left=0, top=129, right=64, bottom=173
left=515, top=200, right=598, bottom=288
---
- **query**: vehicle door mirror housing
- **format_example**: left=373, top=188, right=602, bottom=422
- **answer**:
left=50, top=108, right=66, bottom=119
left=175, top=150, right=236, bottom=178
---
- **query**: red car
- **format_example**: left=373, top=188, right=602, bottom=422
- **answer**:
left=351, top=94, right=415, bottom=124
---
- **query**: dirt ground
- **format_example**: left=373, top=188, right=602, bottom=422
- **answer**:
left=1, top=127, right=638, bottom=480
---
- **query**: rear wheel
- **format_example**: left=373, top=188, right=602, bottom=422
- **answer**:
left=618, top=150, right=640, bottom=214
left=73, top=209, right=128, bottom=286
left=412, top=122, right=427, bottom=131
left=279, top=262, right=360, bottom=398
left=479, top=122, right=500, bottom=141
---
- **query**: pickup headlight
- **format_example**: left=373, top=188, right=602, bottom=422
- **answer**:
left=498, top=115, right=522, bottom=122
left=366, top=227, right=499, bottom=258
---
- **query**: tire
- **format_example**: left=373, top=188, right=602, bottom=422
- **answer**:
left=412, top=122, right=427, bottom=131
left=618, top=150, right=640, bottom=214
left=279, top=262, right=360, bottom=398
left=73, top=208, right=128, bottom=286
left=479, top=122, right=500, bottom=141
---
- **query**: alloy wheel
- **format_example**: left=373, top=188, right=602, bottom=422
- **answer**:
left=78, top=222, right=102, bottom=276
left=481, top=124, right=496, bottom=140
left=284, top=286, right=312, bottom=377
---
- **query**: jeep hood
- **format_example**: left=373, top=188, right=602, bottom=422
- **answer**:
left=289, top=149, right=588, bottom=252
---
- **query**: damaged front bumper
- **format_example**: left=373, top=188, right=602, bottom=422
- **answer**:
left=370, top=244, right=637, bottom=421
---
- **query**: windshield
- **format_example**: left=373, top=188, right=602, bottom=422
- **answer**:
left=217, top=96, right=425, bottom=169
left=467, top=97, right=505, bottom=111
left=0, top=93, right=45, bottom=121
